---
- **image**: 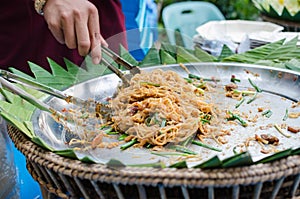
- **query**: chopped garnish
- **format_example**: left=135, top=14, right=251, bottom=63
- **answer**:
left=246, top=92, right=258, bottom=104
left=120, top=138, right=138, bottom=150
left=283, top=108, right=288, bottom=121
left=140, top=81, right=160, bottom=87
left=192, top=140, right=222, bottom=152
left=161, top=118, right=167, bottom=127
left=103, top=127, right=113, bottom=133
left=274, top=124, right=291, bottom=138
left=225, top=83, right=238, bottom=92
left=233, top=90, right=256, bottom=95
left=248, top=78, right=262, bottom=93
left=181, top=136, right=194, bottom=147
left=151, top=151, right=190, bottom=157
left=172, top=145, right=197, bottom=155
left=188, top=73, right=202, bottom=80
left=195, top=82, right=206, bottom=88
left=188, top=73, right=219, bottom=82
left=194, top=87, right=205, bottom=95
left=255, top=134, right=269, bottom=144
left=260, top=134, right=279, bottom=145
left=184, top=78, right=193, bottom=83
left=118, top=134, right=128, bottom=141
left=106, top=131, right=119, bottom=135
left=227, top=111, right=247, bottom=127
left=145, top=113, right=162, bottom=126
left=262, top=109, right=272, bottom=118
left=230, top=75, right=240, bottom=83
left=287, top=126, right=300, bottom=133
left=200, top=118, right=210, bottom=124
left=235, top=97, right=245, bottom=108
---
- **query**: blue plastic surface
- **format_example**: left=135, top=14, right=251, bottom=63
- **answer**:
left=13, top=142, right=42, bottom=199
left=162, top=1, right=225, bottom=48
left=120, top=0, right=158, bottom=61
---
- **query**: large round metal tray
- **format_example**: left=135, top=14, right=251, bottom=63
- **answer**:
left=31, top=62, right=300, bottom=167
left=8, top=62, right=300, bottom=198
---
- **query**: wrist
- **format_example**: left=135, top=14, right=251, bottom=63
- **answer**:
left=34, top=0, right=47, bottom=15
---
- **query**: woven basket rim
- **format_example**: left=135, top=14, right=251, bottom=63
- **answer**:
left=8, top=125, right=300, bottom=187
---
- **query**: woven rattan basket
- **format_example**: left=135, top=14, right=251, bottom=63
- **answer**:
left=8, top=125, right=300, bottom=199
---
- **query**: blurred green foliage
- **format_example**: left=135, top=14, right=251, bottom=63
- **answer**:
left=156, top=0, right=260, bottom=22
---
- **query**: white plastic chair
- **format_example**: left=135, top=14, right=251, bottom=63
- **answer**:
left=162, top=1, right=225, bottom=48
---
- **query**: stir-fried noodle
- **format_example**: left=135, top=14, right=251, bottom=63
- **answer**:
left=111, top=69, right=215, bottom=148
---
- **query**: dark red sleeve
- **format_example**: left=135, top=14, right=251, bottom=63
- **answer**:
left=0, top=0, right=127, bottom=74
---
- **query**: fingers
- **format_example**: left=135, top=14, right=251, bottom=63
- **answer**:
left=43, top=0, right=109, bottom=64
left=90, top=33, right=101, bottom=65
left=48, top=25, right=65, bottom=44
left=74, top=11, right=91, bottom=56
left=88, top=7, right=100, bottom=64
left=88, top=7, right=107, bottom=65
left=61, top=13, right=77, bottom=49
left=89, top=33, right=108, bottom=64
left=43, top=4, right=65, bottom=44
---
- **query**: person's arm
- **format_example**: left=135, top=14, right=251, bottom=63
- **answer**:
left=36, top=0, right=108, bottom=64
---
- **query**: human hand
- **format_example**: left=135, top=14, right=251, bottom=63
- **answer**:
left=43, top=0, right=108, bottom=64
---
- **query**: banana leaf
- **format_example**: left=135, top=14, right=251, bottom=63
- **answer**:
left=169, top=161, right=188, bottom=168
left=63, top=58, right=97, bottom=83
left=292, top=146, right=300, bottom=155
left=54, top=149, right=79, bottom=159
left=106, top=159, right=126, bottom=168
left=222, top=152, right=253, bottom=168
left=80, top=156, right=97, bottom=163
left=222, top=40, right=283, bottom=63
left=83, top=55, right=112, bottom=76
left=53, top=149, right=96, bottom=163
left=31, top=136, right=54, bottom=151
left=160, top=49, right=177, bottom=64
left=161, top=42, right=177, bottom=58
left=139, top=45, right=161, bottom=67
left=9, top=68, right=36, bottom=81
left=119, top=45, right=139, bottom=67
left=254, top=60, right=286, bottom=69
left=0, top=88, right=40, bottom=138
left=27, top=61, right=58, bottom=87
left=0, top=100, right=34, bottom=122
left=0, top=106, right=33, bottom=138
left=285, top=59, right=300, bottom=72
left=222, top=38, right=300, bottom=68
left=194, top=47, right=218, bottom=62
left=193, top=156, right=222, bottom=169
left=176, top=46, right=201, bottom=63
left=128, top=161, right=166, bottom=168
left=0, top=88, right=43, bottom=111
left=218, top=45, right=234, bottom=61
left=2, top=41, right=300, bottom=169
left=265, top=37, right=299, bottom=61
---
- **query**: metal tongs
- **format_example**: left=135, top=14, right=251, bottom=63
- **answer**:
left=101, top=46, right=141, bottom=86
left=0, top=70, right=102, bottom=125
left=0, top=47, right=141, bottom=124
